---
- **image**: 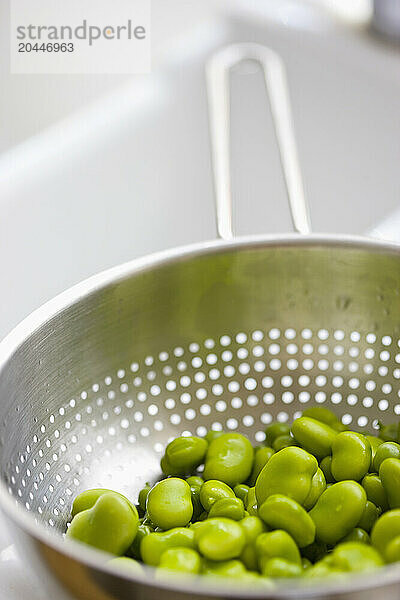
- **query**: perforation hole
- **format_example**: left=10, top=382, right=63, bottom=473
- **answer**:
left=269, top=344, right=280, bottom=356
left=215, top=400, right=227, bottom=413
left=269, top=328, right=280, bottom=340
left=277, top=411, right=289, bottom=423
left=247, top=395, right=259, bottom=407
left=282, top=392, right=294, bottom=404
left=232, top=397, right=242, bottom=409
left=270, top=359, right=281, bottom=370
left=331, top=392, right=342, bottom=404
left=263, top=393, right=275, bottom=405
left=236, top=333, right=247, bottom=344
left=252, top=346, right=264, bottom=358
left=299, top=391, right=310, bottom=403
left=255, top=431, right=266, bottom=442
left=261, top=412, right=273, bottom=424
left=347, top=395, right=358, bottom=406
left=378, top=399, right=389, bottom=411
left=252, top=330, right=264, bottom=342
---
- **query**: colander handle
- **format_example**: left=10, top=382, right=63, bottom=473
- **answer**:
left=206, top=43, right=312, bottom=240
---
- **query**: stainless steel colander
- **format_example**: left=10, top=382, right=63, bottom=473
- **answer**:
left=1, top=43, right=400, bottom=600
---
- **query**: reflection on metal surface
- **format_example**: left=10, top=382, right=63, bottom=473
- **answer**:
left=207, top=43, right=311, bottom=239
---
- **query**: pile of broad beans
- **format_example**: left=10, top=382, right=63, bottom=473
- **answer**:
left=65, top=407, right=400, bottom=585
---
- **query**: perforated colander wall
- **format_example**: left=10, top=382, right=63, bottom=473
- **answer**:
left=3, top=326, right=400, bottom=532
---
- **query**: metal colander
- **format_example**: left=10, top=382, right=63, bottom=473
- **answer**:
left=1, top=43, right=400, bottom=600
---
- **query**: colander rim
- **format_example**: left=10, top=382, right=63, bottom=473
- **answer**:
left=1, top=231, right=400, bottom=598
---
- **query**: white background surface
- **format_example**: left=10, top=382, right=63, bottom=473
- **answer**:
left=10, top=0, right=151, bottom=74
left=0, top=0, right=215, bottom=152
left=0, top=1, right=399, bottom=598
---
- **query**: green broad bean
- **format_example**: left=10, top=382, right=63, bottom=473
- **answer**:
left=303, top=468, right=327, bottom=510
left=248, top=447, right=274, bottom=486
left=239, top=548, right=258, bottom=572
left=127, top=523, right=153, bottom=560
left=361, top=473, right=389, bottom=511
left=109, top=557, right=143, bottom=575
left=380, top=458, right=400, bottom=508
left=357, top=500, right=381, bottom=532
left=158, top=547, right=202, bottom=575
left=305, top=557, right=344, bottom=579
left=234, top=484, right=250, bottom=503
left=291, top=417, right=337, bottom=459
left=331, top=422, right=348, bottom=433
left=255, top=446, right=318, bottom=507
left=264, top=423, right=291, bottom=447
left=328, top=541, right=383, bottom=572
left=163, top=436, right=208, bottom=475
left=372, top=510, right=400, bottom=557
left=302, top=407, right=342, bottom=429
left=71, top=488, right=137, bottom=517
left=246, top=486, right=258, bottom=516
left=240, top=575, right=274, bottom=587
left=146, top=478, right=193, bottom=530
left=68, top=421, right=400, bottom=584
left=341, top=528, right=370, bottom=544
left=187, top=475, right=204, bottom=489
left=365, top=436, right=383, bottom=461
left=208, top=497, right=245, bottom=521
left=190, top=520, right=206, bottom=534
left=240, top=515, right=266, bottom=541
left=273, top=435, right=297, bottom=452
left=160, top=455, right=178, bottom=477
left=373, top=442, right=400, bottom=472
left=202, top=558, right=248, bottom=578
left=204, top=433, right=254, bottom=487
left=255, top=530, right=301, bottom=570
left=378, top=422, right=400, bottom=443
left=194, top=518, right=246, bottom=561
left=240, top=515, right=267, bottom=570
left=371, top=509, right=400, bottom=560
left=205, top=431, right=225, bottom=443
left=262, top=558, right=303, bottom=579
left=331, top=432, right=371, bottom=481
left=199, top=480, right=235, bottom=512
left=138, top=483, right=151, bottom=513
left=258, top=494, right=315, bottom=547
left=141, top=527, right=195, bottom=566
left=385, top=536, right=400, bottom=563
left=320, top=456, right=335, bottom=484
left=187, top=476, right=204, bottom=520
left=66, top=491, right=138, bottom=555
left=309, top=481, right=367, bottom=544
